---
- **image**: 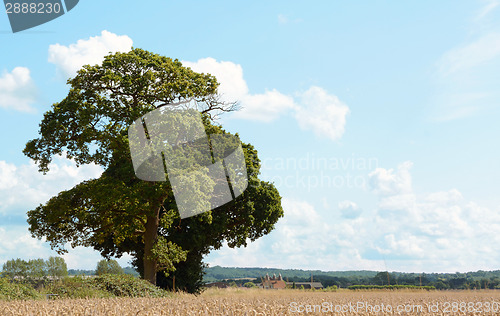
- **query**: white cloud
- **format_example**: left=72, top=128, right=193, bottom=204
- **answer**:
left=425, top=188, right=463, bottom=205
left=48, top=30, right=133, bottom=79
left=0, top=157, right=127, bottom=269
left=62, top=246, right=134, bottom=270
left=0, top=226, right=133, bottom=270
left=208, top=162, right=500, bottom=273
left=369, top=162, right=500, bottom=271
left=182, top=57, right=296, bottom=122
left=369, top=161, right=413, bottom=196
left=238, top=90, right=296, bottom=122
left=438, top=32, right=500, bottom=77
left=432, top=2, right=500, bottom=121
left=338, top=200, right=362, bottom=219
left=475, top=0, right=500, bottom=21
left=183, top=58, right=349, bottom=140
left=182, top=57, right=248, bottom=101
left=206, top=197, right=381, bottom=271
left=295, top=86, right=349, bottom=141
left=0, top=67, right=37, bottom=112
left=0, top=156, right=103, bottom=216
left=0, top=227, right=48, bottom=259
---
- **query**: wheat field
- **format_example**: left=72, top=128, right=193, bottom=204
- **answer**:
left=1, top=288, right=500, bottom=315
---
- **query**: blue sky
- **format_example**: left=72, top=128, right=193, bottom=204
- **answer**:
left=1, top=0, right=500, bottom=273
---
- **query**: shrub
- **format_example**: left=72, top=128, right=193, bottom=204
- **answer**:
left=347, top=284, right=435, bottom=290
left=90, top=274, right=171, bottom=298
left=39, top=276, right=111, bottom=299
left=96, top=259, right=123, bottom=276
left=323, top=285, right=338, bottom=292
left=0, top=278, right=41, bottom=300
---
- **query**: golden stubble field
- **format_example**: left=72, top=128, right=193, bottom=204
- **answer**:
left=1, top=288, right=500, bottom=315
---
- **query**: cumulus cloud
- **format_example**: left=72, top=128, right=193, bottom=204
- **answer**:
left=369, top=162, right=500, bottom=271
left=207, top=163, right=500, bottom=273
left=0, top=226, right=133, bottom=269
left=369, top=161, right=413, bottom=196
left=61, top=246, right=134, bottom=270
left=338, top=200, right=362, bottom=219
left=182, top=57, right=248, bottom=101
left=295, top=86, right=349, bottom=141
left=183, top=57, right=296, bottom=122
left=48, top=30, right=133, bottom=79
left=0, top=156, right=103, bottom=216
left=206, top=197, right=383, bottom=271
left=0, top=227, right=47, bottom=259
left=0, top=67, right=37, bottom=112
left=0, top=156, right=110, bottom=269
left=184, top=58, right=349, bottom=140
left=238, top=90, right=296, bottom=122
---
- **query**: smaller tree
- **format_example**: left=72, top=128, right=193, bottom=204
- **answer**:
left=27, top=259, right=46, bottom=278
left=2, top=257, right=67, bottom=279
left=243, top=281, right=256, bottom=288
left=46, top=256, right=68, bottom=277
left=2, top=259, right=28, bottom=278
left=96, top=259, right=124, bottom=275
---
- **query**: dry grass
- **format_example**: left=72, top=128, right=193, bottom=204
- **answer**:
left=1, top=288, right=500, bottom=315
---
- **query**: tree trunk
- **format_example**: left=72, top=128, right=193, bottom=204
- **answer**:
left=143, top=207, right=160, bottom=285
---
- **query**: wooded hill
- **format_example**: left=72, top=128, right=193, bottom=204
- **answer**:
left=204, top=266, right=500, bottom=289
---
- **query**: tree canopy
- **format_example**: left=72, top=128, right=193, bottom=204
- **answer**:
left=24, top=48, right=283, bottom=291
left=2, top=257, right=68, bottom=278
left=96, top=259, right=124, bottom=276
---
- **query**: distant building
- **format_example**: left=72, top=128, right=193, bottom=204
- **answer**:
left=286, top=281, right=324, bottom=290
left=261, top=273, right=286, bottom=289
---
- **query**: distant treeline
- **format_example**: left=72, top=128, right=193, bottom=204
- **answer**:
left=68, top=267, right=139, bottom=277
left=203, top=266, right=377, bottom=282
left=1, top=257, right=140, bottom=279
left=204, top=266, right=500, bottom=290
left=348, top=285, right=435, bottom=290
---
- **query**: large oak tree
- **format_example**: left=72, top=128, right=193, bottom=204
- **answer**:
left=24, top=48, right=283, bottom=289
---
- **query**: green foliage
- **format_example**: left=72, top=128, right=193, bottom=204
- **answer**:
left=123, top=266, right=140, bottom=277
left=203, top=266, right=379, bottom=283
left=2, top=257, right=67, bottom=279
left=39, top=276, right=111, bottom=299
left=2, top=259, right=28, bottom=278
left=323, top=285, right=338, bottom=292
left=96, top=259, right=123, bottom=276
left=90, top=274, right=171, bottom=298
left=27, top=259, right=46, bottom=278
left=150, top=237, right=187, bottom=277
left=0, top=278, right=41, bottom=300
left=46, top=256, right=68, bottom=277
left=33, top=275, right=171, bottom=300
left=203, top=267, right=500, bottom=290
left=348, top=285, right=436, bottom=290
left=243, top=282, right=256, bottom=288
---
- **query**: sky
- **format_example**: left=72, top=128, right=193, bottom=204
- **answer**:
left=0, top=0, right=500, bottom=273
